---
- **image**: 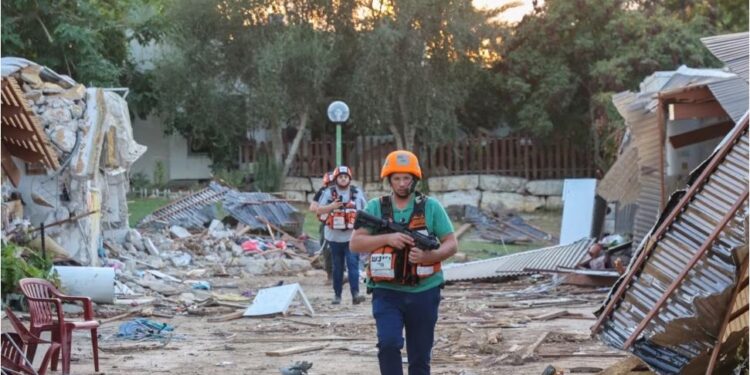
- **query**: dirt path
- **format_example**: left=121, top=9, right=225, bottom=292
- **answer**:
left=50, top=272, right=638, bottom=375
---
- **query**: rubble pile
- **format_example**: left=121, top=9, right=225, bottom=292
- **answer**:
left=1, top=57, right=146, bottom=265
left=98, top=212, right=315, bottom=315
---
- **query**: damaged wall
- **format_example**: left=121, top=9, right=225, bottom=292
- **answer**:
left=1, top=57, right=146, bottom=265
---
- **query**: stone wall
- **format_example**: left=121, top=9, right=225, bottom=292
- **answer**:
left=280, top=175, right=564, bottom=212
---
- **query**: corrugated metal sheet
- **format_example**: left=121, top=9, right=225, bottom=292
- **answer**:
left=707, top=77, right=749, bottom=124
left=702, top=32, right=750, bottom=82
left=614, top=203, right=637, bottom=235
left=597, top=144, right=640, bottom=205
left=610, top=70, right=734, bottom=247
left=725, top=261, right=748, bottom=341
left=594, top=116, right=749, bottom=374
left=443, top=238, right=594, bottom=282
left=222, top=190, right=302, bottom=233
left=138, top=182, right=229, bottom=228
left=612, top=91, right=662, bottom=247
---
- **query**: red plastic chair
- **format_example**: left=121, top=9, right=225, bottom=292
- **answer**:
left=18, top=278, right=100, bottom=375
left=2, top=308, right=61, bottom=375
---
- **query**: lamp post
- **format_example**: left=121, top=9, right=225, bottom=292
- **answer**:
left=327, top=101, right=350, bottom=165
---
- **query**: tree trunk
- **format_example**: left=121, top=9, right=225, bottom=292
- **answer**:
left=404, top=124, right=416, bottom=151
left=282, top=111, right=309, bottom=177
left=389, top=124, right=404, bottom=149
left=271, top=119, right=285, bottom=166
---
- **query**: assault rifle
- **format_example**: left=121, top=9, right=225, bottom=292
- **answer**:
left=353, top=210, right=440, bottom=250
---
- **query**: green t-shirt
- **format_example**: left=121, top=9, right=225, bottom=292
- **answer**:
left=363, top=193, right=454, bottom=293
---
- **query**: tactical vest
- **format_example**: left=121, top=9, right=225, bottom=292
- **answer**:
left=324, top=186, right=358, bottom=230
left=367, top=192, right=442, bottom=285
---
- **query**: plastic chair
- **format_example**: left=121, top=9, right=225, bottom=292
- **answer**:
left=18, top=278, right=100, bottom=375
left=2, top=308, right=61, bottom=375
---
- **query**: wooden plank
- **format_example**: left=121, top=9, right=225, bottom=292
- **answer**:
left=532, top=310, right=570, bottom=321
left=234, top=336, right=361, bottom=343
left=521, top=331, right=549, bottom=361
left=265, top=344, right=328, bottom=357
left=454, top=223, right=473, bottom=239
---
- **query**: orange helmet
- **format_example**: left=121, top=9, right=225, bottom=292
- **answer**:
left=333, top=165, right=353, bottom=179
left=381, top=150, right=422, bottom=179
left=322, top=171, right=334, bottom=186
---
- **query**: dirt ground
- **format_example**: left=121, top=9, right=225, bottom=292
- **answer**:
left=28, top=271, right=646, bottom=375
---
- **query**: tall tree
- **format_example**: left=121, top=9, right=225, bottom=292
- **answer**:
left=1, top=0, right=163, bottom=87
left=348, top=0, right=503, bottom=150
left=495, top=0, right=720, bottom=170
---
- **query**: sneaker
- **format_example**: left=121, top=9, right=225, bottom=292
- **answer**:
left=332, top=296, right=341, bottom=305
left=352, top=294, right=366, bottom=305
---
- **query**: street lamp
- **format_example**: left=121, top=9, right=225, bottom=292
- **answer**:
left=327, top=101, right=350, bottom=165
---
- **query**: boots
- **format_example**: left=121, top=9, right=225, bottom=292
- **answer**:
left=352, top=294, right=365, bottom=305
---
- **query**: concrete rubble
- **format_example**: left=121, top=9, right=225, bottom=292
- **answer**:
left=2, top=57, right=146, bottom=265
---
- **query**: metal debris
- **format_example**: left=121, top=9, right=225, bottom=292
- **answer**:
left=592, top=114, right=749, bottom=374
left=443, top=238, right=594, bottom=282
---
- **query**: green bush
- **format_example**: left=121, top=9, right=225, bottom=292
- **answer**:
left=130, top=171, right=151, bottom=191
left=214, top=168, right=248, bottom=189
left=1, top=242, right=59, bottom=298
left=153, top=160, right=167, bottom=189
left=255, top=153, right=281, bottom=192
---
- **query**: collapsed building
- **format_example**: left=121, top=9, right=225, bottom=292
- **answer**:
left=1, top=57, right=146, bottom=265
left=592, top=32, right=749, bottom=374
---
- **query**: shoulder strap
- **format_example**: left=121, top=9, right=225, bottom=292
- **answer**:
left=326, top=186, right=338, bottom=203
left=379, top=195, right=393, bottom=222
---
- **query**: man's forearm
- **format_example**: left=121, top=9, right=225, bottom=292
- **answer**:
left=350, top=230, right=390, bottom=253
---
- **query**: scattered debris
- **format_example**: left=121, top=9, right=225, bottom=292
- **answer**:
left=462, top=206, right=555, bottom=244
left=243, top=283, right=314, bottom=317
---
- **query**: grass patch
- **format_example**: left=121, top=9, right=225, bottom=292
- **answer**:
left=457, top=240, right=543, bottom=261
left=128, top=197, right=171, bottom=227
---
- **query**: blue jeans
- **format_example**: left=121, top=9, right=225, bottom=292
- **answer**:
left=372, top=287, right=441, bottom=375
left=330, top=241, right=360, bottom=298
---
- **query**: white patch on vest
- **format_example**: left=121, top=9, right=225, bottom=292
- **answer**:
left=332, top=215, right=346, bottom=230
left=370, top=253, right=395, bottom=278
left=416, top=265, right=436, bottom=276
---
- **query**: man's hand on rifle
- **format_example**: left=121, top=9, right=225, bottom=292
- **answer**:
left=386, top=232, right=414, bottom=249
left=408, top=247, right=435, bottom=264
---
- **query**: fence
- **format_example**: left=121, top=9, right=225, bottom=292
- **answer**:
left=239, top=135, right=596, bottom=183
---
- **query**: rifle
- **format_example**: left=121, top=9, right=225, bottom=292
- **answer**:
left=353, top=210, right=440, bottom=250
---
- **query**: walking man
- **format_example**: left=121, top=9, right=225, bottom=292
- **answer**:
left=350, top=150, right=457, bottom=375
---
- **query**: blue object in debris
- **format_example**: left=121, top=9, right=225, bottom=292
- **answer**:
left=191, top=280, right=211, bottom=290
left=117, top=319, right=174, bottom=340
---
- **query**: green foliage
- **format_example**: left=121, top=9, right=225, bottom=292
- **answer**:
left=130, top=172, right=151, bottom=191
left=1, top=242, right=57, bottom=298
left=494, top=0, right=726, bottom=168
left=152, top=160, right=166, bottom=188
left=255, top=152, right=282, bottom=192
left=214, top=168, right=248, bottom=189
left=1, top=0, right=165, bottom=87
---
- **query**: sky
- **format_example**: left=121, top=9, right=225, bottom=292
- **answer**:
left=473, top=0, right=543, bottom=23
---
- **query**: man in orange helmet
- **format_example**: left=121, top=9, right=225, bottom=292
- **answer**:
left=351, top=150, right=457, bottom=375
left=309, top=171, right=335, bottom=283
left=316, top=166, right=368, bottom=305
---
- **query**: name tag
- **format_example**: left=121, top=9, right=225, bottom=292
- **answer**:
left=370, top=254, right=392, bottom=270
left=332, top=216, right=346, bottom=229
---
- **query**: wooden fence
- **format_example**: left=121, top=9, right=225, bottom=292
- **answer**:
left=239, top=135, right=595, bottom=183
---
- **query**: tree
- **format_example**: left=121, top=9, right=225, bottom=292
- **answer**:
left=251, top=25, right=336, bottom=176
left=348, top=0, right=505, bottom=149
left=151, top=0, right=342, bottom=171
left=1, top=0, right=163, bottom=87
left=495, top=0, right=721, bottom=169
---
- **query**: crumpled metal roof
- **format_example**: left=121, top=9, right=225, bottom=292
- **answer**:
left=597, top=144, right=640, bottom=205
left=592, top=114, right=749, bottom=374
left=138, top=182, right=229, bottom=228
left=707, top=77, right=749, bottom=124
left=138, top=182, right=301, bottom=233
left=610, top=68, right=735, bottom=247
left=443, top=238, right=594, bottom=282
left=702, top=32, right=749, bottom=82
left=222, top=190, right=302, bottom=233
